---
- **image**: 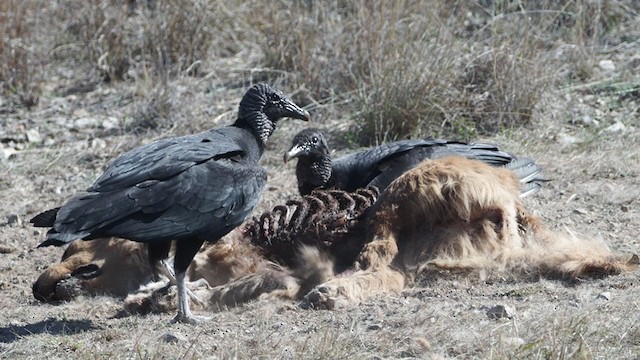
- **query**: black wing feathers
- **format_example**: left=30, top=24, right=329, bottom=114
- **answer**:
left=34, top=126, right=267, bottom=246
left=506, top=157, right=551, bottom=198
left=429, top=142, right=514, bottom=166
left=331, top=139, right=516, bottom=192
left=88, top=130, right=244, bottom=193
left=30, top=207, right=61, bottom=227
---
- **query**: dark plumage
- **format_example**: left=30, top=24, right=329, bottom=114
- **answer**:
left=31, top=83, right=310, bottom=323
left=284, top=128, right=547, bottom=197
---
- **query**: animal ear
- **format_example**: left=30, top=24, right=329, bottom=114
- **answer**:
left=70, top=263, right=102, bottom=280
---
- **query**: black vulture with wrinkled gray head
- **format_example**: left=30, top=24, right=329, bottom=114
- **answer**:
left=31, top=83, right=310, bottom=324
left=284, top=128, right=547, bottom=198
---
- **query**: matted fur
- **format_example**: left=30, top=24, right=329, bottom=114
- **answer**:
left=34, top=188, right=369, bottom=310
left=302, top=157, right=636, bottom=309
left=123, top=241, right=337, bottom=313
left=32, top=221, right=332, bottom=310
left=32, top=238, right=153, bottom=301
left=34, top=157, right=636, bottom=313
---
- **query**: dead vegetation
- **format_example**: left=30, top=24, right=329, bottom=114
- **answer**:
left=2, top=1, right=638, bottom=138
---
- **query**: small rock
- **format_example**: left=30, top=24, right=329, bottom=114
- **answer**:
left=602, top=121, right=626, bottom=134
left=486, top=304, right=516, bottom=319
left=598, top=59, right=616, bottom=73
left=26, top=129, right=42, bottom=144
left=557, top=133, right=578, bottom=145
left=1, top=148, right=17, bottom=160
left=367, top=323, right=383, bottom=331
left=101, top=117, right=119, bottom=130
left=573, top=208, right=588, bottom=215
left=597, top=291, right=611, bottom=301
left=73, top=108, right=90, bottom=118
left=578, top=115, right=599, bottom=127
left=74, top=117, right=100, bottom=129
left=159, top=332, right=186, bottom=343
left=6, top=214, right=22, bottom=226
left=91, top=138, right=107, bottom=150
left=0, top=245, right=15, bottom=254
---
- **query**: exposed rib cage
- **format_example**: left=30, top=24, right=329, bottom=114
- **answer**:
left=242, top=187, right=380, bottom=268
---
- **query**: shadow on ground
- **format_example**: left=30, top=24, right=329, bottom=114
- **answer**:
left=0, top=318, right=100, bottom=343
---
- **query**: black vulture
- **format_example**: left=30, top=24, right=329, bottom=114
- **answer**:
left=31, top=83, right=310, bottom=323
left=284, top=128, right=547, bottom=197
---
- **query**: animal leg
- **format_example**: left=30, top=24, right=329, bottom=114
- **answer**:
left=208, top=266, right=298, bottom=310
left=171, top=271, right=212, bottom=324
left=302, top=268, right=404, bottom=310
left=156, top=259, right=208, bottom=308
left=355, top=235, right=399, bottom=271
left=170, top=238, right=211, bottom=324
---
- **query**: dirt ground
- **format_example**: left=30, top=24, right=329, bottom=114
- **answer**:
left=1, top=63, right=639, bottom=359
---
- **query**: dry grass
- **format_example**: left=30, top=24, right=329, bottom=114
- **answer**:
left=0, top=0, right=42, bottom=108
left=2, top=0, right=637, bottom=138
left=259, top=0, right=639, bottom=143
left=52, top=0, right=220, bottom=81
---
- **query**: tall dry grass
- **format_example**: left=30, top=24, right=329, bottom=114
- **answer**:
left=0, top=0, right=43, bottom=108
left=1, top=0, right=637, bottom=139
left=259, top=0, right=638, bottom=143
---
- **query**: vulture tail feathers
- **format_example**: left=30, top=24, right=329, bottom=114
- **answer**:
left=30, top=207, right=61, bottom=227
left=506, top=158, right=551, bottom=198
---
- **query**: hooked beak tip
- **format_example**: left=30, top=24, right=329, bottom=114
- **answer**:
left=301, top=110, right=311, bottom=122
left=284, top=145, right=303, bottom=163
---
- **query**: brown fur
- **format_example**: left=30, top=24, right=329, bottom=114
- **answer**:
left=35, top=157, right=636, bottom=313
left=122, top=244, right=334, bottom=313
left=33, top=238, right=153, bottom=301
left=187, top=231, right=268, bottom=288
left=302, top=157, right=636, bottom=309
left=34, top=223, right=336, bottom=311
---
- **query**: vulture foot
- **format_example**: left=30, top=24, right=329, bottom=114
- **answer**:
left=157, top=261, right=210, bottom=307
left=170, top=312, right=212, bottom=324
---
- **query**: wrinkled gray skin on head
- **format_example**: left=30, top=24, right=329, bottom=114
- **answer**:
left=238, top=84, right=311, bottom=146
left=284, top=128, right=333, bottom=195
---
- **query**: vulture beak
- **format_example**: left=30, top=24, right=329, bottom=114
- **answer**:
left=284, top=144, right=307, bottom=163
left=301, top=109, right=311, bottom=122
left=290, top=107, right=311, bottom=122
left=282, top=101, right=311, bottom=121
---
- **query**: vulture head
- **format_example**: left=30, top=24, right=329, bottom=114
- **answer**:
left=283, top=128, right=329, bottom=163
left=238, top=84, right=310, bottom=145
left=284, top=128, right=333, bottom=195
